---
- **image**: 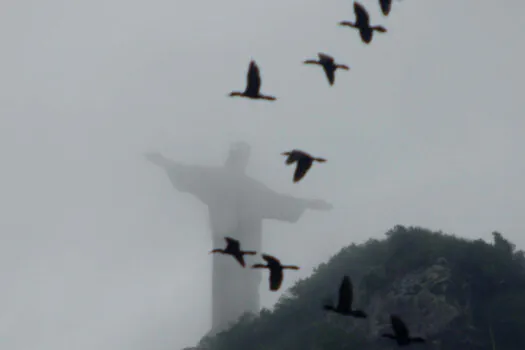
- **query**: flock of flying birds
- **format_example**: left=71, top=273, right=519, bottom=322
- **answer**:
left=228, top=0, right=397, bottom=184
left=213, top=0, right=427, bottom=346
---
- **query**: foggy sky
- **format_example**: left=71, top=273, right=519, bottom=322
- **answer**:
left=0, top=0, right=524, bottom=349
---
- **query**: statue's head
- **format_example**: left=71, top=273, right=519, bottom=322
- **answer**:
left=225, top=141, right=251, bottom=172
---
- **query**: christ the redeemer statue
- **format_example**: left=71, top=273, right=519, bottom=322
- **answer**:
left=145, top=141, right=332, bottom=336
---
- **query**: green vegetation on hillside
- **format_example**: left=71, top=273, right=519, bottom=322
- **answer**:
left=199, top=225, right=525, bottom=350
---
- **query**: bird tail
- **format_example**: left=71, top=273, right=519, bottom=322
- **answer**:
left=283, top=265, right=300, bottom=270
left=209, top=249, right=222, bottom=254
left=336, top=64, right=350, bottom=70
left=315, top=157, right=327, bottom=163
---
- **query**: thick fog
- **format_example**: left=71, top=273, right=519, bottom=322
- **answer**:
left=0, top=0, right=524, bottom=349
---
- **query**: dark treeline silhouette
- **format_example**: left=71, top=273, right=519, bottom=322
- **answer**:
left=197, top=226, right=525, bottom=350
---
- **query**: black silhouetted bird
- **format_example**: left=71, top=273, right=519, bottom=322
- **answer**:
left=379, top=0, right=393, bottom=16
left=210, top=237, right=257, bottom=267
left=339, top=2, right=387, bottom=44
left=281, top=149, right=326, bottom=183
left=303, top=53, right=350, bottom=86
left=252, top=254, right=299, bottom=291
left=229, top=60, right=276, bottom=101
left=323, top=276, right=367, bottom=318
left=382, top=315, right=426, bottom=346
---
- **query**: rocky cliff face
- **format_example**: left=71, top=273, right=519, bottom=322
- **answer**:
left=192, top=258, right=467, bottom=350
left=320, top=257, right=466, bottom=349
left=369, top=258, right=461, bottom=338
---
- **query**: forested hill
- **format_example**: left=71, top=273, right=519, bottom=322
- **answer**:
left=197, top=225, right=525, bottom=350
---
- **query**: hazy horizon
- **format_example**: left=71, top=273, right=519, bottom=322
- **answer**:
left=0, top=0, right=524, bottom=349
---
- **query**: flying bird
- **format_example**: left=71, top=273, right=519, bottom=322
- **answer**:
left=303, top=53, right=350, bottom=86
left=323, top=276, right=367, bottom=318
left=382, top=315, right=426, bottom=346
left=229, top=60, right=276, bottom=101
left=252, top=254, right=299, bottom=291
left=281, top=149, right=326, bottom=183
left=339, top=2, right=387, bottom=44
left=210, top=237, right=257, bottom=267
left=379, top=0, right=393, bottom=16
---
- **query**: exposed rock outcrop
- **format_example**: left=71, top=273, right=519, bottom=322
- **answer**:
left=366, top=258, right=461, bottom=340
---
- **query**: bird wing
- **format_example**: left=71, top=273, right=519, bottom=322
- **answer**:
left=294, top=158, right=313, bottom=183
left=269, top=268, right=283, bottom=291
left=245, top=61, right=261, bottom=95
left=317, top=53, right=334, bottom=63
left=322, top=65, right=335, bottom=85
left=379, top=0, right=392, bottom=15
left=391, top=315, right=410, bottom=339
left=233, top=254, right=246, bottom=267
left=354, top=2, right=370, bottom=26
left=360, top=29, right=373, bottom=44
left=224, top=237, right=240, bottom=251
left=262, top=254, right=280, bottom=266
left=338, top=276, right=352, bottom=310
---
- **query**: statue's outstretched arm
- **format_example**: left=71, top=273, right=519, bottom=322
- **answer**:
left=262, top=189, right=333, bottom=223
left=144, top=152, right=182, bottom=171
left=301, top=198, right=333, bottom=211
left=144, top=151, right=216, bottom=204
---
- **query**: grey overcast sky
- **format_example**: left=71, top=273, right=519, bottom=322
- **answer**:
left=0, top=0, right=524, bottom=349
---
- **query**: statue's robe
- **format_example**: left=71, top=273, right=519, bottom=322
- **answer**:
left=161, top=162, right=310, bottom=335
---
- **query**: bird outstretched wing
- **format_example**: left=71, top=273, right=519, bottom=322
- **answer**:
left=318, top=52, right=334, bottom=63
left=338, top=276, right=352, bottom=311
left=361, top=31, right=373, bottom=44
left=379, top=0, right=392, bottom=16
left=245, top=61, right=261, bottom=95
left=354, top=2, right=370, bottom=26
left=294, top=158, right=313, bottom=183
left=224, top=237, right=240, bottom=250
left=391, top=315, right=410, bottom=339
left=322, top=65, right=335, bottom=85
left=233, top=254, right=246, bottom=267
left=269, top=269, right=284, bottom=291
left=262, top=254, right=280, bottom=265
